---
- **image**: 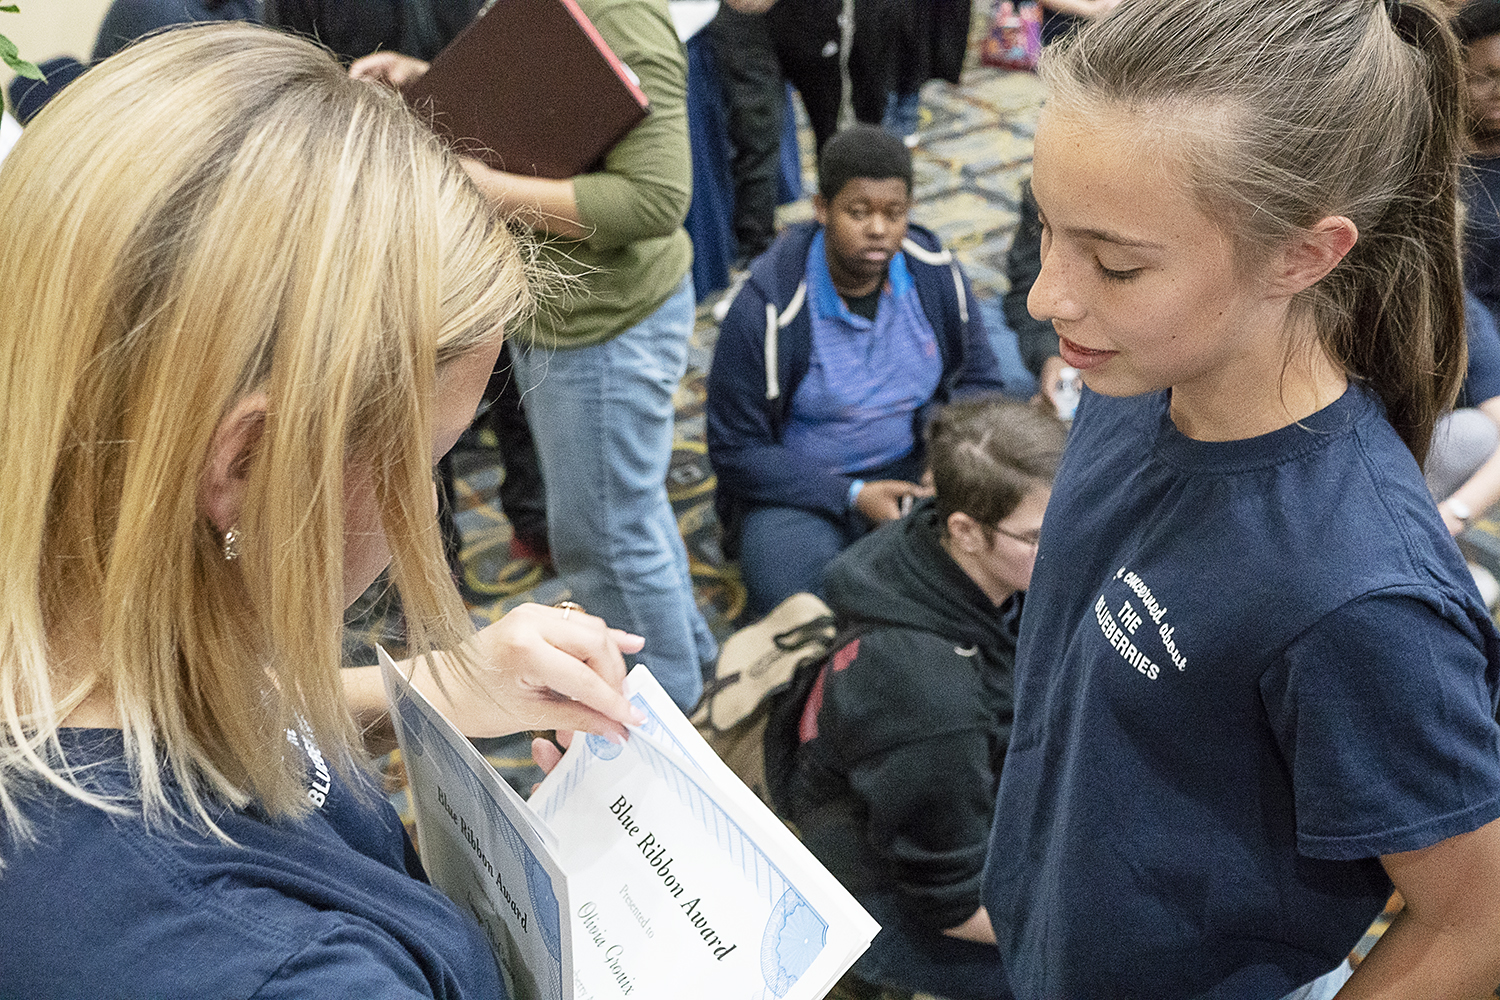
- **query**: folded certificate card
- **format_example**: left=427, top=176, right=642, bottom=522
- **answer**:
left=379, top=652, right=878, bottom=1000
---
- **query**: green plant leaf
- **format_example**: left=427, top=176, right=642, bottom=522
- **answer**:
left=0, top=5, right=18, bottom=12
left=0, top=33, right=42, bottom=80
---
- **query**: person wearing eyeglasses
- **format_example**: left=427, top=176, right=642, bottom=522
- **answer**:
left=764, top=397, right=1064, bottom=1000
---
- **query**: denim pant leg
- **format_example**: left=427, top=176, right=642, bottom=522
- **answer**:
left=738, top=505, right=862, bottom=620
left=510, top=277, right=715, bottom=710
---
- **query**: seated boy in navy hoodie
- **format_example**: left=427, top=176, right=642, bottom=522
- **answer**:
left=706, top=124, right=1004, bottom=620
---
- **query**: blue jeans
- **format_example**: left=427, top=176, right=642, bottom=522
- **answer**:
left=882, top=89, right=921, bottom=139
left=736, top=450, right=924, bottom=620
left=510, top=276, right=716, bottom=710
left=1426, top=407, right=1499, bottom=502
left=738, top=505, right=867, bottom=620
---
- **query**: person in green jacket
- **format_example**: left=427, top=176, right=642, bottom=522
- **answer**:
left=353, top=0, right=717, bottom=710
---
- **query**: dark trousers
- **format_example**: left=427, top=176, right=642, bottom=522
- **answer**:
left=849, top=0, right=921, bottom=124
left=735, top=449, right=923, bottom=620
left=437, top=355, right=548, bottom=574
left=707, top=0, right=843, bottom=259
left=482, top=359, right=549, bottom=547
left=852, top=892, right=1012, bottom=1000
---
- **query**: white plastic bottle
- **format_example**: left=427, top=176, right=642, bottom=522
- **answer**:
left=1053, top=366, right=1082, bottom=422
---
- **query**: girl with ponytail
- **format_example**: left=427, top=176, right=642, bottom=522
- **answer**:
left=983, top=1, right=1500, bottom=995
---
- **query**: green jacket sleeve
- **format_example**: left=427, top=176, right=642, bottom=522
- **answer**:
left=569, top=0, right=692, bottom=252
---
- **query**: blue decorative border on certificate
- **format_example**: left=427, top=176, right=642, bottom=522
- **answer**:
left=395, top=690, right=566, bottom=1000
left=538, top=695, right=829, bottom=999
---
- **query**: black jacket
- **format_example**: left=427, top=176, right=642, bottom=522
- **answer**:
left=771, top=497, right=1020, bottom=931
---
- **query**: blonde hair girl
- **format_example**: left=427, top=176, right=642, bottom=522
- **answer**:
left=0, top=24, right=642, bottom=995
left=981, top=1, right=1500, bottom=997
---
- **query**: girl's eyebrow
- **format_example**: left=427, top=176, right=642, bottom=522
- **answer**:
left=1037, top=205, right=1163, bottom=250
left=1065, top=224, right=1164, bottom=250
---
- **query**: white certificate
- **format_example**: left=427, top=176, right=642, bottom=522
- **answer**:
left=381, top=653, right=878, bottom=1000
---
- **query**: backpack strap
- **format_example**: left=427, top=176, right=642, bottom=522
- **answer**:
left=761, top=620, right=876, bottom=815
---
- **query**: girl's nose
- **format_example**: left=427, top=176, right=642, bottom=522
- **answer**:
left=1028, top=244, right=1083, bottom=324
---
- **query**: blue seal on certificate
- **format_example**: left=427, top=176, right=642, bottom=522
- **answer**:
left=585, top=732, right=623, bottom=760
left=760, top=887, right=827, bottom=996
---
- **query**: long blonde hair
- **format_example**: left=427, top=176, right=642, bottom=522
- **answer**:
left=0, top=23, right=532, bottom=843
left=1045, top=0, right=1466, bottom=465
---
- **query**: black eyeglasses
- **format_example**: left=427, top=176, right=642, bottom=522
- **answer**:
left=992, top=523, right=1042, bottom=548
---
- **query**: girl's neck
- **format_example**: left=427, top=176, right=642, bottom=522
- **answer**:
left=940, top=534, right=1017, bottom=608
left=1168, top=327, right=1348, bottom=442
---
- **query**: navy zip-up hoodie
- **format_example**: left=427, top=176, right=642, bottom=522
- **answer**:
left=706, top=220, right=1005, bottom=552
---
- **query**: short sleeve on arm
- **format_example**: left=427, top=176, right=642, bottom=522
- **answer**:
left=1464, top=289, right=1500, bottom=406
left=569, top=1, right=692, bottom=248
left=1264, top=591, right=1500, bottom=861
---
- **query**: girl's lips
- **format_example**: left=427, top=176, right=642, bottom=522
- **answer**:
left=1058, top=335, right=1117, bottom=370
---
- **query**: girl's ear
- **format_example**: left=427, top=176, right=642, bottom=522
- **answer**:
left=812, top=193, right=829, bottom=227
left=947, top=510, right=988, bottom=554
left=201, top=393, right=268, bottom=536
left=1272, top=215, right=1359, bottom=296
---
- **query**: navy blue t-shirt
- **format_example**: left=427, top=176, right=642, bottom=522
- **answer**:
left=984, top=385, right=1500, bottom=1000
left=1463, top=289, right=1500, bottom=408
left=1, top=728, right=506, bottom=999
left=1465, top=156, right=1500, bottom=325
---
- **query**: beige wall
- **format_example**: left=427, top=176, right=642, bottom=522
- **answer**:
left=2, top=0, right=114, bottom=97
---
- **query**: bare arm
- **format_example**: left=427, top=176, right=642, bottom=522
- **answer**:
left=1438, top=398, right=1500, bottom=535
left=1333, top=815, right=1500, bottom=998
left=346, top=54, right=588, bottom=238
left=1040, top=0, right=1121, bottom=16
left=348, top=51, right=431, bottom=88
left=458, top=159, right=587, bottom=238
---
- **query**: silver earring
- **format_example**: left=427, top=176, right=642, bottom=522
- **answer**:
left=223, top=526, right=242, bottom=562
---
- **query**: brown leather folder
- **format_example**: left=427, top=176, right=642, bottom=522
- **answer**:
left=402, top=0, right=651, bottom=179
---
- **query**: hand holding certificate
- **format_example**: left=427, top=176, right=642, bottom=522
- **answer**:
left=380, top=652, right=878, bottom=1000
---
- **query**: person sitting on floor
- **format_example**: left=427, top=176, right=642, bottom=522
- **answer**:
left=764, top=397, right=1065, bottom=1000
left=706, top=124, right=1004, bottom=621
